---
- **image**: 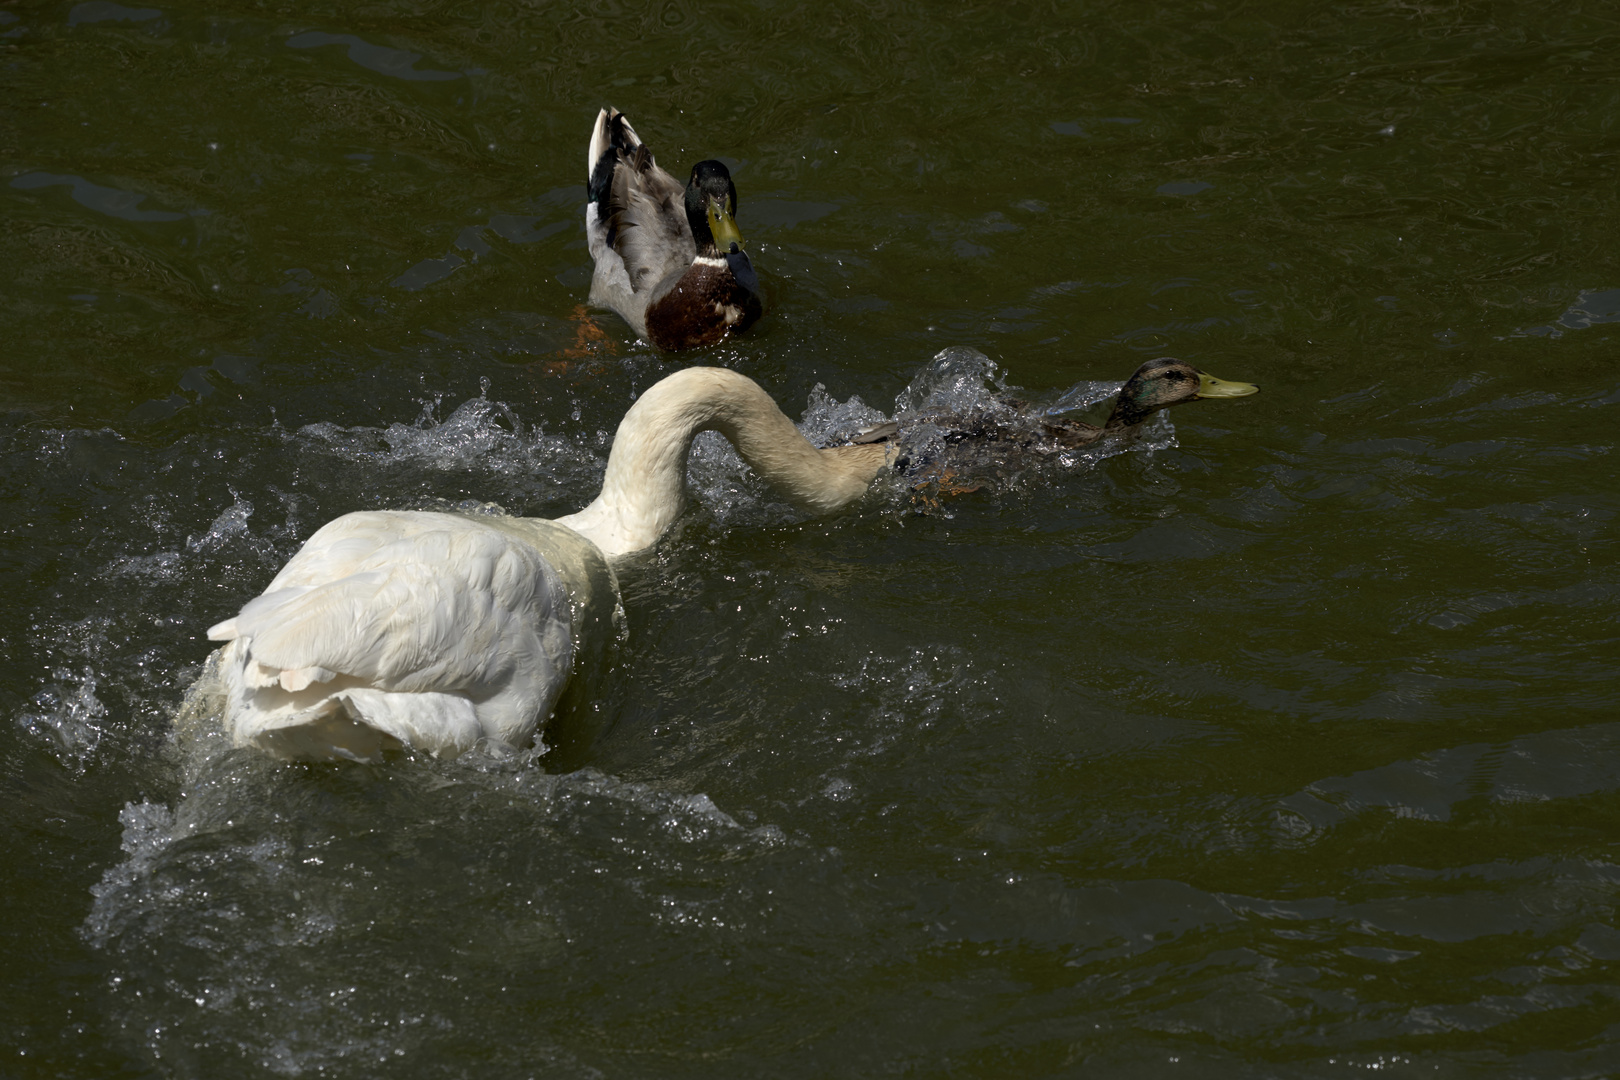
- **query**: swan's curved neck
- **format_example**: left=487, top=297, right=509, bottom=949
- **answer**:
left=554, top=367, right=890, bottom=558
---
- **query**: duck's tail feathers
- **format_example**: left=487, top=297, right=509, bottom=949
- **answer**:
left=588, top=107, right=651, bottom=205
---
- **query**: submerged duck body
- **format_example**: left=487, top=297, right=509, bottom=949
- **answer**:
left=853, top=358, right=1259, bottom=488
left=206, top=368, right=888, bottom=763
left=584, top=108, right=762, bottom=351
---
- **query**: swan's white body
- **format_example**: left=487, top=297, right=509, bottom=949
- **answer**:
left=207, top=368, right=890, bottom=762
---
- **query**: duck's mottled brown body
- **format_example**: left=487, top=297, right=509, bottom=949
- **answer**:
left=643, top=255, right=762, bottom=351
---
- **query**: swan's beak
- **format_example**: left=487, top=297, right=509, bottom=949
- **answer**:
left=707, top=199, right=745, bottom=251
left=1194, top=370, right=1259, bottom=398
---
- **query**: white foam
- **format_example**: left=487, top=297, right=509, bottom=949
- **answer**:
left=294, top=393, right=603, bottom=488
left=187, top=490, right=255, bottom=553
left=15, top=664, right=107, bottom=769
left=487, top=765, right=790, bottom=850
left=81, top=799, right=179, bottom=947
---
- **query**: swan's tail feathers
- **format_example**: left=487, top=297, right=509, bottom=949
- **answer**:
left=240, top=690, right=484, bottom=763
left=218, top=639, right=485, bottom=763
left=206, top=617, right=238, bottom=641
left=231, top=687, right=486, bottom=764
left=245, top=658, right=284, bottom=688
left=279, top=665, right=338, bottom=693
left=238, top=695, right=400, bottom=764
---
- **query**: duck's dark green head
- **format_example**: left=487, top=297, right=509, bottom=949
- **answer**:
left=685, top=160, right=744, bottom=255
left=1109, top=357, right=1258, bottom=428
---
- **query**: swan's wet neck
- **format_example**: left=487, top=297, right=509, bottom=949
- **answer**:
left=554, top=367, right=890, bottom=559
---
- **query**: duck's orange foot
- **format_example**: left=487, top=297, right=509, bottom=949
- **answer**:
left=910, top=466, right=984, bottom=502
left=555, top=304, right=618, bottom=360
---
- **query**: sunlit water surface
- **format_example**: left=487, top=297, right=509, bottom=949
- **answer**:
left=3, top=2, right=1619, bottom=1077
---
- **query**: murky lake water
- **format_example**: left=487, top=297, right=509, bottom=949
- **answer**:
left=4, top=1, right=1619, bottom=1076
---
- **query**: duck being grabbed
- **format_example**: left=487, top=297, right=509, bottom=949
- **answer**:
left=850, top=357, right=1260, bottom=494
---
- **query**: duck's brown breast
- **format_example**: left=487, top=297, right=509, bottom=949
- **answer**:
left=645, top=259, right=762, bottom=351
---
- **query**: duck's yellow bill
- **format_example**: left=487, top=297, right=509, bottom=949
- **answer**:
left=707, top=201, right=744, bottom=250
left=1195, top=371, right=1259, bottom=398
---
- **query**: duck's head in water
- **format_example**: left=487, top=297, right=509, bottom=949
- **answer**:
left=1106, top=357, right=1259, bottom=430
left=846, top=355, right=1259, bottom=498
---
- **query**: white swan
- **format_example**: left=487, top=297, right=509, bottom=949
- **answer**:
left=205, top=367, right=891, bottom=763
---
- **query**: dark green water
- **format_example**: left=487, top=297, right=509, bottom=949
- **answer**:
left=4, top=1, right=1619, bottom=1076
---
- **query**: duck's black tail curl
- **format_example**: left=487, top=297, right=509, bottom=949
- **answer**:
left=588, top=108, right=651, bottom=207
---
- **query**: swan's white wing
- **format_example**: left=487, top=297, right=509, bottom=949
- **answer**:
left=209, top=511, right=575, bottom=760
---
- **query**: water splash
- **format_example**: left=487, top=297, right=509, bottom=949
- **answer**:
left=296, top=394, right=599, bottom=479
left=80, top=800, right=180, bottom=948
left=187, top=489, right=255, bottom=553
left=796, top=382, right=891, bottom=447
left=893, top=344, right=1011, bottom=415
left=684, top=346, right=1177, bottom=527
left=80, top=661, right=792, bottom=1074
left=15, top=665, right=107, bottom=770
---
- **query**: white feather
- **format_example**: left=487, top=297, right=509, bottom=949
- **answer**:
left=210, top=513, right=608, bottom=762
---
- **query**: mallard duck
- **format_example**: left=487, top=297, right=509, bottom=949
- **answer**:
left=584, top=107, right=762, bottom=351
left=205, top=367, right=888, bottom=763
left=851, top=357, right=1259, bottom=481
